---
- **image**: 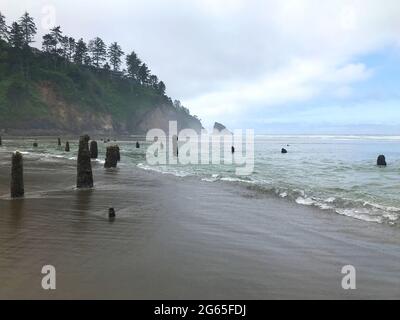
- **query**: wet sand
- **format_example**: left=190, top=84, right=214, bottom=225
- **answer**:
left=0, top=154, right=399, bottom=299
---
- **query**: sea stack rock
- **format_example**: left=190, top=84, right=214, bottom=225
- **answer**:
left=90, top=140, right=98, bottom=159
left=65, top=141, right=70, bottom=152
left=76, top=135, right=94, bottom=188
left=104, top=145, right=119, bottom=168
left=377, top=155, right=387, bottom=166
left=33, top=141, right=38, bottom=147
left=231, top=146, right=235, bottom=154
left=213, top=122, right=227, bottom=132
left=136, top=141, right=140, bottom=148
left=213, top=122, right=232, bottom=135
left=0, top=136, right=2, bottom=146
left=11, top=151, right=24, bottom=198
left=57, top=138, right=61, bottom=146
left=109, top=208, right=116, bottom=219
left=281, top=148, right=288, bottom=154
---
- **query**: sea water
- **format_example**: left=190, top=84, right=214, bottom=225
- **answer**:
left=1, top=135, right=399, bottom=226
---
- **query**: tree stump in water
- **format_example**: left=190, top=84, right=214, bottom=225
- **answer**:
left=76, top=135, right=93, bottom=188
left=11, top=151, right=24, bottom=198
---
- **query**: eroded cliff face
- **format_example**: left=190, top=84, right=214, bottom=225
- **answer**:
left=39, top=84, right=116, bottom=134
left=3, top=83, right=202, bottom=135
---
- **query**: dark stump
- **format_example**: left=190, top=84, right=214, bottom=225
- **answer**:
left=76, top=135, right=94, bottom=188
left=11, top=151, right=24, bottom=198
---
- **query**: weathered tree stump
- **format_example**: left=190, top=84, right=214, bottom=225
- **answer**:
left=136, top=141, right=140, bottom=148
left=0, top=136, right=2, bottom=146
left=11, top=151, right=24, bottom=198
left=58, top=138, right=61, bottom=146
left=33, top=141, right=38, bottom=147
left=104, top=145, right=119, bottom=168
left=90, top=140, right=98, bottom=159
left=116, top=145, right=120, bottom=162
left=377, top=155, right=387, bottom=166
left=109, top=208, right=116, bottom=219
left=65, top=141, right=70, bottom=152
left=76, top=135, right=93, bottom=188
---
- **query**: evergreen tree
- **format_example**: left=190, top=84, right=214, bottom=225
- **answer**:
left=67, top=37, right=76, bottom=61
left=157, top=81, right=166, bottom=95
left=50, top=26, right=63, bottom=53
left=60, top=36, right=69, bottom=59
left=108, top=42, right=124, bottom=72
left=126, top=51, right=142, bottom=80
left=8, top=22, right=24, bottom=49
left=149, top=74, right=159, bottom=89
left=103, top=62, right=111, bottom=71
left=19, top=12, right=37, bottom=46
left=0, top=12, right=8, bottom=41
left=74, top=38, right=88, bottom=64
left=42, top=33, right=56, bottom=53
left=84, top=55, right=92, bottom=66
left=88, top=37, right=107, bottom=68
left=138, top=63, right=150, bottom=85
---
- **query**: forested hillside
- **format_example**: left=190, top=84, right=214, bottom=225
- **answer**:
left=0, top=11, right=202, bottom=134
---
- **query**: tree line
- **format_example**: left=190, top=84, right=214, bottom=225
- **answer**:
left=0, top=10, right=166, bottom=95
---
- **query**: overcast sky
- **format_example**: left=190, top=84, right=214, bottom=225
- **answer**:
left=2, top=0, right=400, bottom=133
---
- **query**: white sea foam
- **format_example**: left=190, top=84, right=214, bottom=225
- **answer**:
left=295, top=197, right=314, bottom=206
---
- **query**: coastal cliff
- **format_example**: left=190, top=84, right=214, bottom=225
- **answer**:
left=0, top=40, right=202, bottom=135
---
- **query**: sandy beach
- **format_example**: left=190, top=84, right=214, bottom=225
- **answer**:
left=0, top=149, right=399, bottom=299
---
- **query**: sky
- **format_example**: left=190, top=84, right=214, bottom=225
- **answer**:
left=2, top=0, right=400, bottom=133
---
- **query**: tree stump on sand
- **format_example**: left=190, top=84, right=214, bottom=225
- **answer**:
left=11, top=151, right=24, bottom=198
left=76, top=135, right=93, bottom=188
left=104, top=145, right=119, bottom=168
left=90, top=140, right=98, bottom=159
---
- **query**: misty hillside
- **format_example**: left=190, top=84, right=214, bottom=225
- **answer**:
left=0, top=12, right=202, bottom=135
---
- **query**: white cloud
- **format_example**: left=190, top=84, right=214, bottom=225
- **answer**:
left=186, top=59, right=373, bottom=124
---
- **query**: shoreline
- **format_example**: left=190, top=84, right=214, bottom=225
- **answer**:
left=0, top=153, right=399, bottom=299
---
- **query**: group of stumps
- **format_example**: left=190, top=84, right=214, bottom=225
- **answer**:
left=2, top=135, right=141, bottom=220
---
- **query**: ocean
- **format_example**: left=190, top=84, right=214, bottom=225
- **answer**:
left=1, top=135, right=399, bottom=226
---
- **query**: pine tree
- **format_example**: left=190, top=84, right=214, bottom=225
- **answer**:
left=50, top=26, right=63, bottom=53
left=157, top=81, right=166, bottom=95
left=74, top=38, right=88, bottom=64
left=138, top=63, right=150, bottom=85
left=149, top=75, right=159, bottom=89
left=108, top=42, right=124, bottom=72
left=42, top=33, right=56, bottom=53
left=8, top=22, right=24, bottom=49
left=126, top=51, right=142, bottom=81
left=0, top=12, right=8, bottom=41
left=103, top=62, right=111, bottom=71
left=19, top=12, right=37, bottom=46
left=60, top=36, right=69, bottom=59
left=67, top=37, right=76, bottom=61
left=88, top=37, right=107, bottom=68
